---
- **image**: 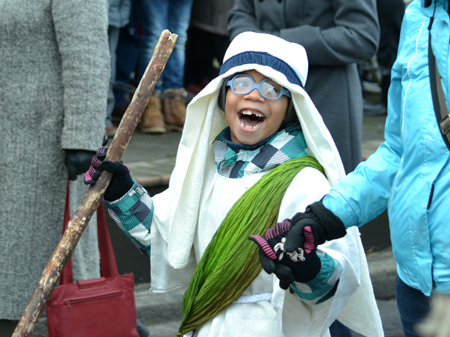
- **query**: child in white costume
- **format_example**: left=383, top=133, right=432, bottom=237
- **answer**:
left=85, top=32, right=383, bottom=336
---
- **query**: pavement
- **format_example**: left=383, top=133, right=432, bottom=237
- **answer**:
left=31, top=104, right=405, bottom=336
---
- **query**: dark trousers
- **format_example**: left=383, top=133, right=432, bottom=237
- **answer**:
left=396, top=276, right=431, bottom=337
left=184, top=26, right=230, bottom=92
left=0, top=320, right=18, bottom=337
left=376, top=0, right=405, bottom=107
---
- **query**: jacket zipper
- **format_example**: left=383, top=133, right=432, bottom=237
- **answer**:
left=64, top=290, right=124, bottom=310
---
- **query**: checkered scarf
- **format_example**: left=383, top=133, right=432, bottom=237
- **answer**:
left=212, top=126, right=309, bottom=178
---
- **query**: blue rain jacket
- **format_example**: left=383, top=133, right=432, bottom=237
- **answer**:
left=323, top=0, right=450, bottom=296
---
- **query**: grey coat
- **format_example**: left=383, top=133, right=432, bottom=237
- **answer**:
left=228, top=0, right=379, bottom=173
left=0, top=0, right=109, bottom=319
left=190, top=0, right=236, bottom=36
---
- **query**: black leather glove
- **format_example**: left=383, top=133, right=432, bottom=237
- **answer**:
left=249, top=219, right=321, bottom=290
left=64, top=149, right=96, bottom=181
left=284, top=200, right=347, bottom=253
left=84, top=147, right=133, bottom=201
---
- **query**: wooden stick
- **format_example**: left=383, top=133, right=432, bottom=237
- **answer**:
left=13, top=30, right=178, bottom=337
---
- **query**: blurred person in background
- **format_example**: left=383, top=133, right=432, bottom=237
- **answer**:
left=139, top=0, right=195, bottom=134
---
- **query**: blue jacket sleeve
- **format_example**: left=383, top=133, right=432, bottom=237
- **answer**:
left=104, top=181, right=153, bottom=256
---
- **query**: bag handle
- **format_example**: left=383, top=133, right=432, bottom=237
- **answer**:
left=97, top=198, right=119, bottom=278
left=60, top=180, right=119, bottom=285
left=428, top=16, right=450, bottom=150
left=60, top=180, right=74, bottom=285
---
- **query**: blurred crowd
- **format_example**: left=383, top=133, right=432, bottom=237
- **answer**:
left=107, top=0, right=237, bottom=137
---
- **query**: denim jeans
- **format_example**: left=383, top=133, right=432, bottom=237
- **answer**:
left=396, top=276, right=431, bottom=337
left=139, top=0, right=194, bottom=91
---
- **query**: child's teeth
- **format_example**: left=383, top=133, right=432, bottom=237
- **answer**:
left=240, top=118, right=256, bottom=129
left=239, top=111, right=263, bottom=129
left=241, top=110, right=264, bottom=117
left=242, top=122, right=262, bottom=129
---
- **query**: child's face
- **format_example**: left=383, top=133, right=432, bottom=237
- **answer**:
left=225, top=70, right=289, bottom=145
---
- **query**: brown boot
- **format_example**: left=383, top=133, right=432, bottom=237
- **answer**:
left=162, top=88, right=187, bottom=132
left=141, top=94, right=166, bottom=134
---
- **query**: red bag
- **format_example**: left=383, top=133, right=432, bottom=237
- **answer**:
left=46, top=182, right=140, bottom=337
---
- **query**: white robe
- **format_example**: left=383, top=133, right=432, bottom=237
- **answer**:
left=151, top=166, right=382, bottom=337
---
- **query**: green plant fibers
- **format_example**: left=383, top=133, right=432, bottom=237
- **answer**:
left=176, top=156, right=324, bottom=336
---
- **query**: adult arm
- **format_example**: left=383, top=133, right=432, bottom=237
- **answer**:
left=228, top=0, right=379, bottom=66
left=52, top=0, right=110, bottom=151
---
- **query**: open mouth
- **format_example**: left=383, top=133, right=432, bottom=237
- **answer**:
left=238, top=110, right=265, bottom=129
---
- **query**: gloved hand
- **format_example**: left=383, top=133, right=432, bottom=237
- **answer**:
left=84, top=146, right=133, bottom=201
left=283, top=200, right=347, bottom=253
left=65, top=149, right=96, bottom=181
left=249, top=219, right=321, bottom=290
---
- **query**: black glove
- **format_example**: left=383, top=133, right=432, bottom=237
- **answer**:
left=65, top=149, right=96, bottom=181
left=284, top=200, right=347, bottom=253
left=84, top=146, right=133, bottom=201
left=249, top=219, right=321, bottom=290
